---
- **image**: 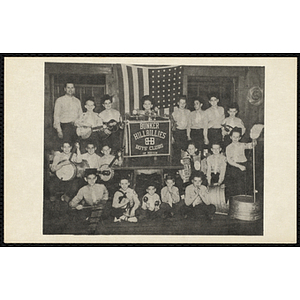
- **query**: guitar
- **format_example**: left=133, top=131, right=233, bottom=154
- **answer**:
left=76, top=119, right=122, bottom=140
left=221, top=124, right=234, bottom=133
left=98, top=147, right=125, bottom=181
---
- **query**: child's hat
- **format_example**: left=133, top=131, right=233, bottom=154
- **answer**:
left=84, top=168, right=98, bottom=177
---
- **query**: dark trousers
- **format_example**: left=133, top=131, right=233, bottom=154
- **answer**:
left=173, top=129, right=188, bottom=160
left=210, top=172, right=220, bottom=185
left=48, top=176, right=79, bottom=199
left=137, top=208, right=162, bottom=220
left=225, top=161, right=252, bottom=198
left=190, top=129, right=204, bottom=153
left=182, top=203, right=216, bottom=219
left=104, top=130, right=123, bottom=153
left=223, top=135, right=231, bottom=150
left=111, top=207, right=125, bottom=219
left=159, top=200, right=185, bottom=217
left=61, top=122, right=77, bottom=144
left=208, top=128, right=222, bottom=145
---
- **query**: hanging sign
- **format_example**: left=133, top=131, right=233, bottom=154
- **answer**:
left=126, top=120, right=171, bottom=157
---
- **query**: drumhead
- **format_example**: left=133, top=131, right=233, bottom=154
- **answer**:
left=56, top=164, right=76, bottom=181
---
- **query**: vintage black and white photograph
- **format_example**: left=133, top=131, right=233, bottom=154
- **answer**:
left=43, top=61, right=265, bottom=236
left=4, top=56, right=296, bottom=244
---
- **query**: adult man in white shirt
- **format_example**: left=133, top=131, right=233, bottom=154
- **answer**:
left=53, top=82, right=83, bottom=143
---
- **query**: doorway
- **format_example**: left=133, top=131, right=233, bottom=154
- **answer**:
left=187, top=76, right=238, bottom=110
left=52, top=74, right=106, bottom=113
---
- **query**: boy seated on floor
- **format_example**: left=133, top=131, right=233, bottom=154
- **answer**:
left=138, top=184, right=161, bottom=220
left=69, top=168, right=109, bottom=211
left=112, top=178, right=140, bottom=223
left=183, top=171, right=216, bottom=221
left=160, top=175, right=183, bottom=218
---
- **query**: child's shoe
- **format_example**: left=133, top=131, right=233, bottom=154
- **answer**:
left=127, top=217, right=138, bottom=223
left=119, top=215, right=127, bottom=221
left=114, top=217, right=121, bottom=223
left=61, top=194, right=70, bottom=203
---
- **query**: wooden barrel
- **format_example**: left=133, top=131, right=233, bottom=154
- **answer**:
left=229, top=195, right=262, bottom=221
left=207, top=185, right=229, bottom=215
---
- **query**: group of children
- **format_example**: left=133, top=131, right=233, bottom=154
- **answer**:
left=69, top=169, right=216, bottom=223
left=171, top=95, right=247, bottom=158
left=72, top=94, right=122, bottom=153
left=49, top=141, right=122, bottom=203
left=47, top=92, right=259, bottom=228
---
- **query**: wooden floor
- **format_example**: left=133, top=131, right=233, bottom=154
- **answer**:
left=43, top=199, right=263, bottom=236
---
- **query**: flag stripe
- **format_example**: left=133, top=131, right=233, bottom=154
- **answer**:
left=143, top=67, right=149, bottom=95
left=116, top=64, right=125, bottom=116
left=132, top=66, right=139, bottom=110
left=121, top=64, right=130, bottom=113
left=127, top=65, right=134, bottom=113
left=137, top=67, right=144, bottom=108
left=118, top=64, right=181, bottom=115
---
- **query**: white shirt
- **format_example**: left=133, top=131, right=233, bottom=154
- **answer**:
left=69, top=184, right=108, bottom=207
left=188, top=110, right=207, bottom=129
left=53, top=95, right=83, bottom=129
left=98, top=109, right=121, bottom=123
left=141, top=193, right=161, bottom=211
left=79, top=153, right=102, bottom=169
left=50, top=151, right=80, bottom=172
left=226, top=142, right=253, bottom=165
left=222, top=117, right=245, bottom=135
left=112, top=188, right=140, bottom=209
left=75, top=111, right=103, bottom=128
left=98, top=154, right=115, bottom=166
left=185, top=184, right=210, bottom=207
left=206, top=154, right=227, bottom=183
left=205, top=106, right=225, bottom=129
left=161, top=186, right=180, bottom=207
left=172, top=108, right=190, bottom=130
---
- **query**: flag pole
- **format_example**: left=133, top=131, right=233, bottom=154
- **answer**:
left=253, top=140, right=256, bottom=203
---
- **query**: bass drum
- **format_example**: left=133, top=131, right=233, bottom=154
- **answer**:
left=56, top=163, right=77, bottom=181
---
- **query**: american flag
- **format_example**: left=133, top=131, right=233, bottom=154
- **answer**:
left=116, top=64, right=183, bottom=115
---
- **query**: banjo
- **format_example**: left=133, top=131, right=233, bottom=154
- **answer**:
left=55, top=145, right=90, bottom=181
left=98, top=147, right=124, bottom=182
left=76, top=119, right=122, bottom=140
